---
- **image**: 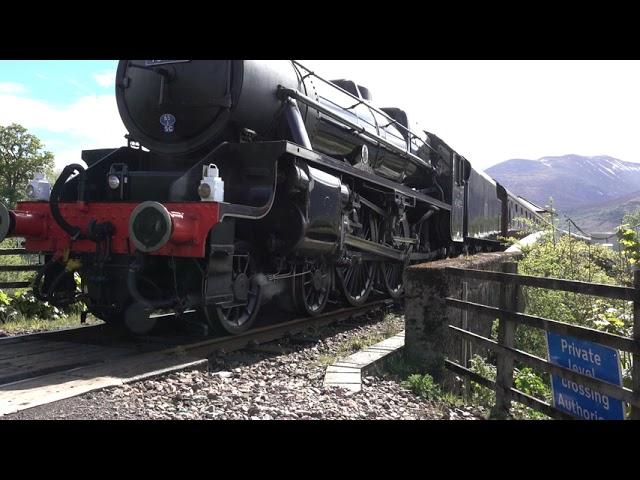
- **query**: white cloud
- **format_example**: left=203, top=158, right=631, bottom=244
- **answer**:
left=4, top=60, right=640, bottom=174
left=0, top=92, right=126, bottom=169
left=93, top=71, right=113, bottom=88
left=301, top=60, right=640, bottom=170
left=0, top=82, right=26, bottom=94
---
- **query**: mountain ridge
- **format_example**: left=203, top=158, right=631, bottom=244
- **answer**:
left=486, top=154, right=640, bottom=212
left=565, top=189, right=640, bottom=233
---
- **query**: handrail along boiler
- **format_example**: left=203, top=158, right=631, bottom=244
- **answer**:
left=0, top=60, right=545, bottom=335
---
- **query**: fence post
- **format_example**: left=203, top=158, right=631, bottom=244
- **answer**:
left=461, top=281, right=471, bottom=400
left=632, top=269, right=640, bottom=420
left=404, top=264, right=458, bottom=388
left=491, top=261, right=519, bottom=419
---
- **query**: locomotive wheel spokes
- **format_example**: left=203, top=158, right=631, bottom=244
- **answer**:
left=336, top=207, right=378, bottom=306
left=213, top=243, right=262, bottom=335
left=380, top=215, right=410, bottom=298
left=293, top=258, right=330, bottom=316
left=382, top=260, right=404, bottom=298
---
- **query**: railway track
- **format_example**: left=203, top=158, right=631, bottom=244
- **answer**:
left=0, top=298, right=395, bottom=417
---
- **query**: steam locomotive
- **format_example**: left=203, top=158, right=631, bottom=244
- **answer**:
left=0, top=60, right=545, bottom=335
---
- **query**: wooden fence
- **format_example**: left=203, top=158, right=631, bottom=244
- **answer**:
left=444, top=262, right=640, bottom=420
left=0, top=248, right=42, bottom=289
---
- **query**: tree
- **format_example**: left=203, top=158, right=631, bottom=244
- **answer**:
left=0, top=123, right=55, bottom=208
left=617, top=207, right=640, bottom=266
left=622, top=208, right=640, bottom=230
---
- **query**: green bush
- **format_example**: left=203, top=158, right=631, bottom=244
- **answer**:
left=402, top=373, right=443, bottom=401
left=466, top=221, right=636, bottom=418
left=8, top=290, right=67, bottom=320
left=1, top=238, right=85, bottom=323
left=514, top=366, right=551, bottom=402
left=468, top=355, right=551, bottom=419
left=0, top=288, right=86, bottom=323
left=0, top=290, right=18, bottom=323
left=468, top=355, right=497, bottom=407
left=618, top=226, right=640, bottom=265
left=516, top=233, right=629, bottom=359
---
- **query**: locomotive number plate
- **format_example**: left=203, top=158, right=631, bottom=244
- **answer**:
left=144, top=60, right=191, bottom=66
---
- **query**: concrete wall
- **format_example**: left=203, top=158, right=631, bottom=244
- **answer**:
left=404, top=251, right=521, bottom=387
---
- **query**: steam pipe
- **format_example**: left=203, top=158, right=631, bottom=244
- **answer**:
left=283, top=97, right=312, bottom=149
left=50, top=163, right=86, bottom=240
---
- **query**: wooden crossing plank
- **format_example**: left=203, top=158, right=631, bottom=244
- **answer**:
left=0, top=341, right=98, bottom=361
left=0, top=344, right=138, bottom=385
left=0, top=352, right=207, bottom=416
left=0, top=344, right=134, bottom=369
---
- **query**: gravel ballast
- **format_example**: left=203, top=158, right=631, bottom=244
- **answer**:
left=3, top=310, right=485, bottom=420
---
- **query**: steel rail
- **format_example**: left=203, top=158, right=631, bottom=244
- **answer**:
left=0, top=299, right=396, bottom=389
left=161, top=299, right=395, bottom=358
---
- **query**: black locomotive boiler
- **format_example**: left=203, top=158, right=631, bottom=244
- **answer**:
left=0, top=60, right=545, bottom=335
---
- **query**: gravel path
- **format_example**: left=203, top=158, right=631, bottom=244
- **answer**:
left=3, top=311, right=485, bottom=420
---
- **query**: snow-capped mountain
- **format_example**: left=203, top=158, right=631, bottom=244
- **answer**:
left=486, top=154, right=640, bottom=211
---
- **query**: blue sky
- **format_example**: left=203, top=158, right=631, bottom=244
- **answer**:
left=0, top=60, right=124, bottom=169
left=3, top=60, right=640, bottom=171
left=0, top=60, right=118, bottom=105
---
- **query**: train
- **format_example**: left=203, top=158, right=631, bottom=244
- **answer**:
left=0, top=60, right=547, bottom=335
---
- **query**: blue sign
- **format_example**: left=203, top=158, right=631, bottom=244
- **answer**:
left=546, top=332, right=624, bottom=420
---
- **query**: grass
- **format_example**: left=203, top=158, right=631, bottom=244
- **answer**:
left=0, top=238, right=39, bottom=286
left=402, top=373, right=442, bottom=400
left=385, top=355, right=468, bottom=408
left=347, top=337, right=370, bottom=352
left=314, top=338, right=376, bottom=368
left=1, top=238, right=103, bottom=336
left=340, top=315, right=402, bottom=355
left=314, top=313, right=404, bottom=368
left=318, top=354, right=337, bottom=366
left=441, top=391, right=466, bottom=408
left=1, top=313, right=103, bottom=335
left=313, top=315, right=466, bottom=409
